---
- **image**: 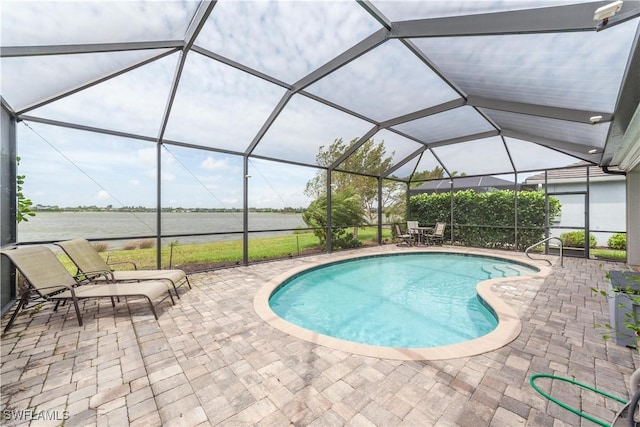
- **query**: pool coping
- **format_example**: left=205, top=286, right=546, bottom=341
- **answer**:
left=253, top=246, right=553, bottom=361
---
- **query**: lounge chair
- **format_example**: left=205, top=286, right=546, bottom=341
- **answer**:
left=55, top=238, right=191, bottom=299
left=425, top=222, right=446, bottom=246
left=394, top=224, right=414, bottom=246
left=0, top=246, right=172, bottom=333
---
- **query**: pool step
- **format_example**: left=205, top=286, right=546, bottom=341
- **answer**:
left=481, top=263, right=527, bottom=278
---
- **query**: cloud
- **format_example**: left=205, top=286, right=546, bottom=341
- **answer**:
left=201, top=156, right=230, bottom=171
left=195, top=0, right=380, bottom=83
left=129, top=179, right=140, bottom=186
left=96, top=190, right=111, bottom=200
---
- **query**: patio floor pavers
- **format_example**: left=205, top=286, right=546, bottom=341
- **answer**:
left=1, top=245, right=639, bottom=426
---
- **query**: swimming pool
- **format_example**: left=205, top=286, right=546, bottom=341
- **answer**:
left=254, top=249, right=547, bottom=360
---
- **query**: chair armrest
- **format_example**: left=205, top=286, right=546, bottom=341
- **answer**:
left=107, top=260, right=138, bottom=270
left=76, top=269, right=115, bottom=282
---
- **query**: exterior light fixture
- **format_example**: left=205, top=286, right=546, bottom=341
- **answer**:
left=590, top=115, right=603, bottom=124
left=588, top=149, right=599, bottom=154
left=245, top=174, right=251, bottom=178
left=594, top=1, right=623, bottom=22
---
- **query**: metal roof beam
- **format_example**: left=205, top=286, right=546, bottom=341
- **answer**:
left=380, top=99, right=465, bottom=128
left=244, top=91, right=294, bottom=156
left=191, top=46, right=291, bottom=89
left=292, top=28, right=389, bottom=91
left=19, top=115, right=157, bottom=143
left=468, top=95, right=613, bottom=124
left=602, top=16, right=640, bottom=165
left=383, top=145, right=427, bottom=179
left=1, top=41, right=183, bottom=58
left=184, top=1, right=217, bottom=51
left=356, top=0, right=392, bottom=30
left=427, top=130, right=500, bottom=149
left=15, top=49, right=179, bottom=116
left=329, top=126, right=380, bottom=170
left=502, top=129, right=600, bottom=154
left=391, top=2, right=639, bottom=38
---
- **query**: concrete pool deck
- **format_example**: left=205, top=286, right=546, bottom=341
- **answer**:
left=1, top=245, right=639, bottom=426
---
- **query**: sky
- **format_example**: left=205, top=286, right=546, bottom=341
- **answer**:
left=2, top=0, right=638, bottom=208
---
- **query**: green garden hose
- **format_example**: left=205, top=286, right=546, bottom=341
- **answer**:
left=530, top=373, right=628, bottom=427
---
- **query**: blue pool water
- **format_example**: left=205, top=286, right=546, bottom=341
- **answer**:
left=269, top=253, right=537, bottom=348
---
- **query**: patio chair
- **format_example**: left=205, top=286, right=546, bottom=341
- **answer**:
left=0, top=246, right=172, bottom=333
left=55, top=238, right=191, bottom=299
left=394, top=224, right=414, bottom=246
left=425, top=222, right=446, bottom=246
left=407, top=220, right=421, bottom=245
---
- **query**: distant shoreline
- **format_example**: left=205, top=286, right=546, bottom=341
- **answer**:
left=18, top=211, right=307, bottom=246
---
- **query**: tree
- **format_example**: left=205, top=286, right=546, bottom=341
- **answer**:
left=16, top=156, right=35, bottom=223
left=409, top=166, right=446, bottom=187
left=409, top=167, right=466, bottom=187
left=302, top=188, right=365, bottom=250
left=304, top=138, right=404, bottom=224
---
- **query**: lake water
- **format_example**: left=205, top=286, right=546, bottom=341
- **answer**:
left=17, top=211, right=307, bottom=246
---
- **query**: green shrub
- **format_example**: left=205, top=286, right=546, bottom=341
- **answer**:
left=559, top=231, right=597, bottom=248
left=408, top=189, right=560, bottom=250
left=608, top=233, right=627, bottom=250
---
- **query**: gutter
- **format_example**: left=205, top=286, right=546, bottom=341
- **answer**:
left=602, top=166, right=627, bottom=176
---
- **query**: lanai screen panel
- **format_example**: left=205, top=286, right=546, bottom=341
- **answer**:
left=17, top=122, right=161, bottom=239
left=505, top=138, right=594, bottom=172
left=164, top=52, right=286, bottom=151
left=1, top=1, right=198, bottom=46
left=195, top=0, right=381, bottom=84
left=483, top=109, right=611, bottom=150
left=30, top=55, right=179, bottom=138
left=372, top=0, right=582, bottom=20
left=160, top=145, right=243, bottom=211
left=335, top=130, right=425, bottom=176
left=432, top=136, right=514, bottom=176
left=393, top=106, right=495, bottom=144
left=408, top=150, right=445, bottom=181
left=248, top=158, right=317, bottom=211
left=410, top=19, right=639, bottom=112
left=1, top=50, right=174, bottom=113
left=252, top=94, right=373, bottom=165
left=305, top=40, right=460, bottom=122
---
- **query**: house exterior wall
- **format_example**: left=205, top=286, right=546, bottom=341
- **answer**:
left=544, top=179, right=626, bottom=247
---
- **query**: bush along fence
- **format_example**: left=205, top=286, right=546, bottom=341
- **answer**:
left=409, top=190, right=561, bottom=251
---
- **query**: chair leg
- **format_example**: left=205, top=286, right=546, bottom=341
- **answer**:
left=146, top=298, right=159, bottom=320
left=67, top=292, right=83, bottom=326
left=168, top=288, right=176, bottom=305
left=3, top=293, right=29, bottom=334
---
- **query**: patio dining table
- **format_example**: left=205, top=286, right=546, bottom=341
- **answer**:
left=409, top=226, right=433, bottom=245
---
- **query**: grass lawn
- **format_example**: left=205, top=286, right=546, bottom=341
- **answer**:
left=60, top=227, right=393, bottom=273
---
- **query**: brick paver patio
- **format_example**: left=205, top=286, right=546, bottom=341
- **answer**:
left=1, top=245, right=638, bottom=426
